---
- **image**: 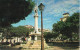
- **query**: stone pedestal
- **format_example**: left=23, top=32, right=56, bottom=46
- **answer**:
left=22, top=32, right=49, bottom=49
left=28, top=32, right=41, bottom=41
left=23, top=40, right=49, bottom=49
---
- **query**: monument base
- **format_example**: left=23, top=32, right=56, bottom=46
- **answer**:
left=22, top=32, right=49, bottom=49
left=23, top=40, right=49, bottom=49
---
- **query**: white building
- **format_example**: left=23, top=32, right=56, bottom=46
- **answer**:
left=60, top=13, right=69, bottom=22
left=24, top=25, right=34, bottom=29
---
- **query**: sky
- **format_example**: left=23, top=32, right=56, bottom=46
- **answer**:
left=12, top=0, right=79, bottom=30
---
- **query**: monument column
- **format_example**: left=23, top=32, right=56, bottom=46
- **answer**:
left=34, top=5, right=38, bottom=33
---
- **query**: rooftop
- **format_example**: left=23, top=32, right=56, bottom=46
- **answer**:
left=63, top=13, right=69, bottom=15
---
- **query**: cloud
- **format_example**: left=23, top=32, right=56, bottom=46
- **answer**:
left=64, top=0, right=78, bottom=5
left=42, top=0, right=79, bottom=17
left=43, top=18, right=49, bottom=20
left=46, top=21, right=52, bottom=23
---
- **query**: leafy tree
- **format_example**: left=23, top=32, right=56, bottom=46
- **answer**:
left=66, top=13, right=79, bottom=34
left=2, top=26, right=33, bottom=42
left=26, top=28, right=34, bottom=37
left=43, top=13, right=79, bottom=42
left=44, top=32, right=53, bottom=42
left=9, top=26, right=29, bottom=37
left=9, top=26, right=34, bottom=42
left=52, top=13, right=79, bottom=41
left=53, top=13, right=79, bottom=40
left=52, top=22, right=66, bottom=34
left=52, top=32, right=59, bottom=39
left=0, top=0, right=35, bottom=27
left=66, top=13, right=79, bottom=41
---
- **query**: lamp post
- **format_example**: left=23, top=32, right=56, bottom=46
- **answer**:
left=38, top=3, right=45, bottom=50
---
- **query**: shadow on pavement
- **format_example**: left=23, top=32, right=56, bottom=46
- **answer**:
left=0, top=46, right=21, bottom=50
left=47, top=42, right=79, bottom=50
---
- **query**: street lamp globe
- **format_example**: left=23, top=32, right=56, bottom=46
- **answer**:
left=38, top=3, right=45, bottom=11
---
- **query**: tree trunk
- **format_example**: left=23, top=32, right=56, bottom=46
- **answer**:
left=17, top=37, right=18, bottom=42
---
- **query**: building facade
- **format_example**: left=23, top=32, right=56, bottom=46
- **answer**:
left=24, top=25, right=34, bottom=29
left=60, top=13, right=69, bottom=22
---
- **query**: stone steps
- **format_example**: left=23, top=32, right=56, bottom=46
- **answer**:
left=23, top=41, right=32, bottom=48
left=22, top=40, right=49, bottom=49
